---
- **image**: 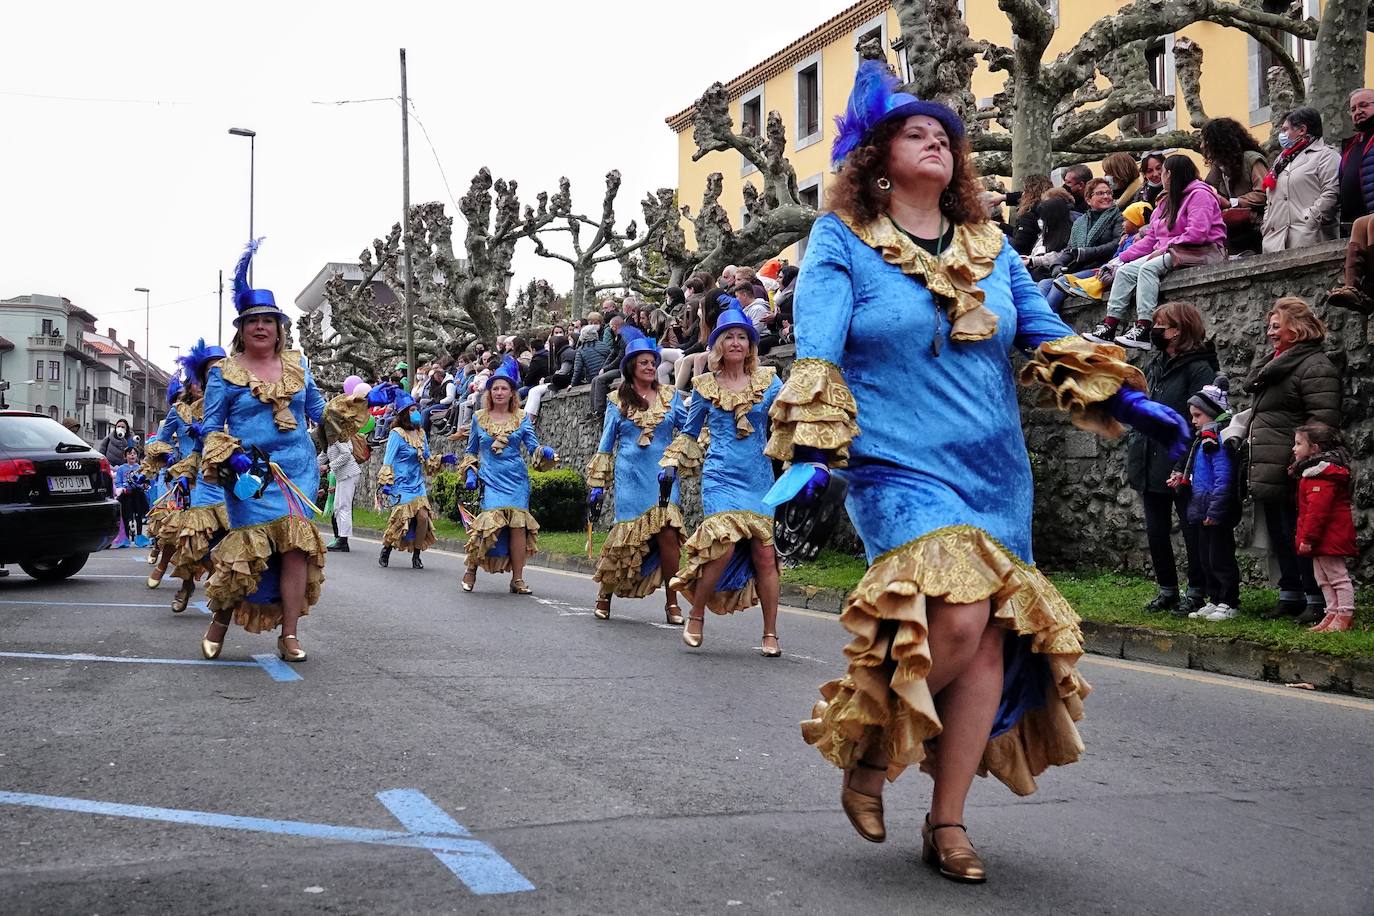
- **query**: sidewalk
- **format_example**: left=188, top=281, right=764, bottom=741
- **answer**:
left=329, top=524, right=1374, bottom=699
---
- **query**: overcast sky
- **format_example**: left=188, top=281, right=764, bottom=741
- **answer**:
left=2, top=0, right=844, bottom=371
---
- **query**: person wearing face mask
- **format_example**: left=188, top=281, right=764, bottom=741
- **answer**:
left=1135, top=153, right=1166, bottom=206
left=1261, top=107, right=1339, bottom=253
left=99, top=420, right=135, bottom=469
left=377, top=393, right=457, bottom=570
left=1326, top=90, right=1374, bottom=314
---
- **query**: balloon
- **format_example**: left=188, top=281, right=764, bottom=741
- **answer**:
left=343, top=375, right=364, bottom=396
left=352, top=382, right=372, bottom=400
left=359, top=416, right=375, bottom=436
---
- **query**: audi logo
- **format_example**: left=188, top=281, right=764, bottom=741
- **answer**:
left=65, top=460, right=82, bottom=470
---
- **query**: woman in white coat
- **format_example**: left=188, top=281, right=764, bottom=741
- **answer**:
left=1262, top=106, right=1340, bottom=253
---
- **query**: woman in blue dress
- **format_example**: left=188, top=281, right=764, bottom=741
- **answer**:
left=143, top=376, right=196, bottom=588
left=165, top=339, right=230, bottom=614
left=584, top=331, right=687, bottom=624
left=200, top=240, right=356, bottom=663
left=662, top=305, right=783, bottom=657
left=768, top=63, right=1192, bottom=882
left=378, top=392, right=456, bottom=569
left=458, top=356, right=557, bottom=595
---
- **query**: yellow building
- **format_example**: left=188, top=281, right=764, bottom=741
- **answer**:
left=665, top=0, right=1368, bottom=264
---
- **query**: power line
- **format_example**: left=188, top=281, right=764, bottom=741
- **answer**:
left=404, top=98, right=467, bottom=230
left=97, top=291, right=217, bottom=316
left=0, top=89, right=188, bottom=106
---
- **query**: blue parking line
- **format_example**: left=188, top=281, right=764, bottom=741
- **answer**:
left=191, top=600, right=212, bottom=616
left=377, top=789, right=535, bottom=894
left=0, top=790, right=534, bottom=895
left=0, top=650, right=299, bottom=683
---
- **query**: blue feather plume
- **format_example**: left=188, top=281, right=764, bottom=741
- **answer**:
left=618, top=325, right=647, bottom=343
left=233, top=237, right=264, bottom=308
left=832, top=61, right=898, bottom=168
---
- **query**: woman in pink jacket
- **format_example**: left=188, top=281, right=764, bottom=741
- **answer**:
left=1086, top=155, right=1226, bottom=349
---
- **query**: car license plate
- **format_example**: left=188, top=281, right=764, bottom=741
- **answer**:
left=48, top=475, right=92, bottom=494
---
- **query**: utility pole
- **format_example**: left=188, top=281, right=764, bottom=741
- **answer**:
left=134, top=287, right=150, bottom=436
left=400, top=48, right=416, bottom=388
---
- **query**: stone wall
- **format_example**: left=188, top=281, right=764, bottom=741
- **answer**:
left=365, top=241, right=1371, bottom=581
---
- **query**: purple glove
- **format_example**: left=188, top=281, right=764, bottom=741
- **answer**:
left=173, top=475, right=191, bottom=492
left=588, top=486, right=604, bottom=506
left=657, top=466, right=676, bottom=486
left=1106, top=388, right=1192, bottom=461
left=227, top=451, right=252, bottom=475
left=187, top=421, right=204, bottom=440
left=380, top=484, right=395, bottom=497
left=464, top=469, right=478, bottom=490
left=792, top=446, right=833, bottom=506
left=538, top=446, right=556, bottom=462
left=440, top=453, right=458, bottom=466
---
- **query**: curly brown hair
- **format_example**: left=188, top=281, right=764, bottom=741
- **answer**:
left=825, top=116, right=987, bottom=226
left=1200, top=117, right=1264, bottom=179
left=1017, top=175, right=1052, bottom=217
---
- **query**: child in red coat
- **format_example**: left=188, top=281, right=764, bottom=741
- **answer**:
left=1291, top=423, right=1359, bottom=632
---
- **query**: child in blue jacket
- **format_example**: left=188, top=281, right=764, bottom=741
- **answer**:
left=1178, top=376, right=1241, bottom=620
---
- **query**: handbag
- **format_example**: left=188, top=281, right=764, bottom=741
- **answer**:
left=1221, top=207, right=1254, bottom=230
left=1167, top=241, right=1226, bottom=268
left=351, top=434, right=372, bottom=464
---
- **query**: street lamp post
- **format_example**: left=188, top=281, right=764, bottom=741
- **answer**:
left=134, top=287, right=150, bottom=436
left=228, top=127, right=256, bottom=283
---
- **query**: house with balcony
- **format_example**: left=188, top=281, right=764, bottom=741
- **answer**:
left=0, top=294, right=101, bottom=434
left=81, top=328, right=171, bottom=442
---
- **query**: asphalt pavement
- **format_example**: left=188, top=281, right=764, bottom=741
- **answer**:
left=1, top=538, right=1371, bottom=915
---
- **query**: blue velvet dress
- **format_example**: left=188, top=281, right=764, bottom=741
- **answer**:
left=585, top=387, right=687, bottom=599
left=771, top=213, right=1136, bottom=795
left=665, top=367, right=782, bottom=614
left=145, top=403, right=196, bottom=550
left=169, top=398, right=229, bottom=583
left=201, top=350, right=328, bottom=634
left=459, top=409, right=554, bottom=573
left=379, top=426, right=440, bottom=552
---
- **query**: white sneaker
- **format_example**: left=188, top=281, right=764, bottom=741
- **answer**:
left=1205, top=604, right=1239, bottom=621
left=1189, top=602, right=1217, bottom=619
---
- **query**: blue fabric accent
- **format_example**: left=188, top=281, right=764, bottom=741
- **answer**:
left=596, top=391, right=686, bottom=522
left=639, top=539, right=662, bottom=577
left=990, top=635, right=1050, bottom=739
left=464, top=413, right=545, bottom=512
left=831, top=60, right=964, bottom=168
left=716, top=543, right=755, bottom=592
left=382, top=427, right=430, bottom=508
left=485, top=355, right=522, bottom=390
left=678, top=375, right=782, bottom=519
left=246, top=551, right=283, bottom=606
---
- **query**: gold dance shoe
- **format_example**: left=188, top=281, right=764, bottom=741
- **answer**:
left=663, top=602, right=684, bottom=626
left=759, top=632, right=781, bottom=658
left=146, top=569, right=165, bottom=589
left=594, top=596, right=611, bottom=620
left=201, top=616, right=230, bottom=660
left=277, top=634, right=307, bottom=663
left=509, top=578, right=532, bottom=595
left=682, top=614, right=704, bottom=648
left=171, top=581, right=194, bottom=613
left=921, top=816, right=986, bottom=883
left=841, top=762, right=886, bottom=843
left=461, top=567, right=477, bottom=592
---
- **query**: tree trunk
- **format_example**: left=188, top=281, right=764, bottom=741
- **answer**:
left=1011, top=82, right=1057, bottom=184
left=1309, top=0, right=1369, bottom=142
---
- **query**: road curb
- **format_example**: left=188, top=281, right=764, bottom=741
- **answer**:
left=328, top=524, right=1373, bottom=699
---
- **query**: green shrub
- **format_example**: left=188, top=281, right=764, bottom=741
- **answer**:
left=530, top=469, right=585, bottom=530
left=431, top=470, right=459, bottom=521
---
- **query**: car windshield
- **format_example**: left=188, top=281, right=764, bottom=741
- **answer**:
left=0, top=415, right=90, bottom=451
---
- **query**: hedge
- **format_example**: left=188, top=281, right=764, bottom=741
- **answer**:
left=429, top=467, right=586, bottom=530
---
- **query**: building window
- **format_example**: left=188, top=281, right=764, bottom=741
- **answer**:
left=35, top=359, right=44, bottom=383
left=48, top=360, right=60, bottom=382
left=796, top=176, right=823, bottom=262
left=41, top=319, right=55, bottom=336
left=48, top=406, right=58, bottom=420
left=796, top=56, right=822, bottom=150
left=853, top=15, right=886, bottom=67
left=1138, top=40, right=1170, bottom=133
left=740, top=87, right=764, bottom=177
left=34, top=403, right=44, bottom=416
left=1256, top=29, right=1308, bottom=111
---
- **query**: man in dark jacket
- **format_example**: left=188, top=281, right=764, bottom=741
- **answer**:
left=589, top=316, right=626, bottom=419
left=1328, top=89, right=1374, bottom=314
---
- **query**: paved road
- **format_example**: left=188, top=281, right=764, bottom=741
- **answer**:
left=1, top=539, right=1371, bottom=915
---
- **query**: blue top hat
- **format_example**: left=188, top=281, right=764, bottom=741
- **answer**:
left=177, top=338, right=228, bottom=385
left=619, top=327, right=662, bottom=375
left=707, top=299, right=759, bottom=349
left=393, top=392, right=417, bottom=412
left=485, top=354, right=522, bottom=390
left=832, top=60, right=965, bottom=169
left=231, top=238, right=289, bottom=327
left=165, top=373, right=183, bottom=406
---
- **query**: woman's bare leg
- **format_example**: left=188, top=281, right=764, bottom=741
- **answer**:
left=509, top=527, right=526, bottom=581
left=414, top=507, right=432, bottom=548
left=685, top=552, right=731, bottom=641
left=657, top=528, right=682, bottom=606
left=751, top=540, right=780, bottom=652
left=279, top=549, right=307, bottom=638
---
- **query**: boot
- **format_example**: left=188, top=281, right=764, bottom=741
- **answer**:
left=412, top=550, right=424, bottom=570
left=378, top=545, right=392, bottom=568
left=327, top=537, right=350, bottom=552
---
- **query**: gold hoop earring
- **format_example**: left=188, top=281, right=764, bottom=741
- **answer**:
left=876, top=176, right=891, bottom=191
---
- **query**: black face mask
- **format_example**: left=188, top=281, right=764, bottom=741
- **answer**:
left=1149, top=328, right=1172, bottom=351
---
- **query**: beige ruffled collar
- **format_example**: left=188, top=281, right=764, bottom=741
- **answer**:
left=693, top=367, right=776, bottom=439
left=477, top=408, right=525, bottom=453
left=218, top=350, right=306, bottom=431
left=175, top=400, right=201, bottom=424
left=839, top=214, right=1003, bottom=342
left=395, top=427, right=425, bottom=453
left=611, top=385, right=675, bottom=447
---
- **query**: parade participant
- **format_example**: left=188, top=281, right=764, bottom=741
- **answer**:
left=165, top=339, right=230, bottom=614
left=457, top=355, right=557, bottom=595
left=584, top=330, right=687, bottom=624
left=661, top=306, right=783, bottom=657
left=378, top=392, right=456, bottom=569
left=767, top=62, right=1192, bottom=882
left=144, top=375, right=196, bottom=588
left=199, top=239, right=356, bottom=663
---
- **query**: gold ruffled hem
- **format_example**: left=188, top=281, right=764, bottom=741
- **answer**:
left=175, top=400, right=200, bottom=425
left=383, top=496, right=438, bottom=551
left=377, top=465, right=396, bottom=486
left=585, top=452, right=614, bottom=490
left=170, top=503, right=230, bottom=580
left=800, top=525, right=1091, bottom=797
left=764, top=358, right=859, bottom=466
left=659, top=433, right=704, bottom=477
left=201, top=431, right=242, bottom=481
left=205, top=515, right=326, bottom=634
left=692, top=368, right=777, bottom=439
left=322, top=393, right=370, bottom=445
left=218, top=351, right=307, bottom=432
left=141, top=441, right=174, bottom=473
left=594, top=504, right=685, bottom=598
left=167, top=453, right=200, bottom=483
left=152, top=506, right=185, bottom=550
left=465, top=507, right=539, bottom=574
left=669, top=510, right=774, bottom=615
left=1018, top=335, right=1145, bottom=438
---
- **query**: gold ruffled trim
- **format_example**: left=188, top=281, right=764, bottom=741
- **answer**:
left=610, top=386, right=675, bottom=447
left=585, top=452, right=614, bottom=490
left=764, top=358, right=859, bottom=466
left=531, top=449, right=557, bottom=472
left=692, top=367, right=776, bottom=439
left=141, top=441, right=173, bottom=475
left=170, top=503, right=230, bottom=580
left=659, top=433, right=704, bottom=477
left=218, top=350, right=307, bottom=432
left=167, top=452, right=199, bottom=483
left=669, top=510, right=774, bottom=615
left=154, top=506, right=185, bottom=551
left=801, top=525, right=1091, bottom=797
left=456, top=454, right=479, bottom=479
left=465, top=507, right=540, bottom=574
left=383, top=496, right=438, bottom=551
left=175, top=400, right=199, bottom=425
left=205, top=515, right=326, bottom=634
left=200, top=431, right=242, bottom=482
left=322, top=394, right=370, bottom=445
left=1018, top=335, right=1145, bottom=438
left=840, top=214, right=1004, bottom=342
left=476, top=409, right=525, bottom=453
left=594, top=504, right=685, bottom=598
left=376, top=465, right=396, bottom=486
